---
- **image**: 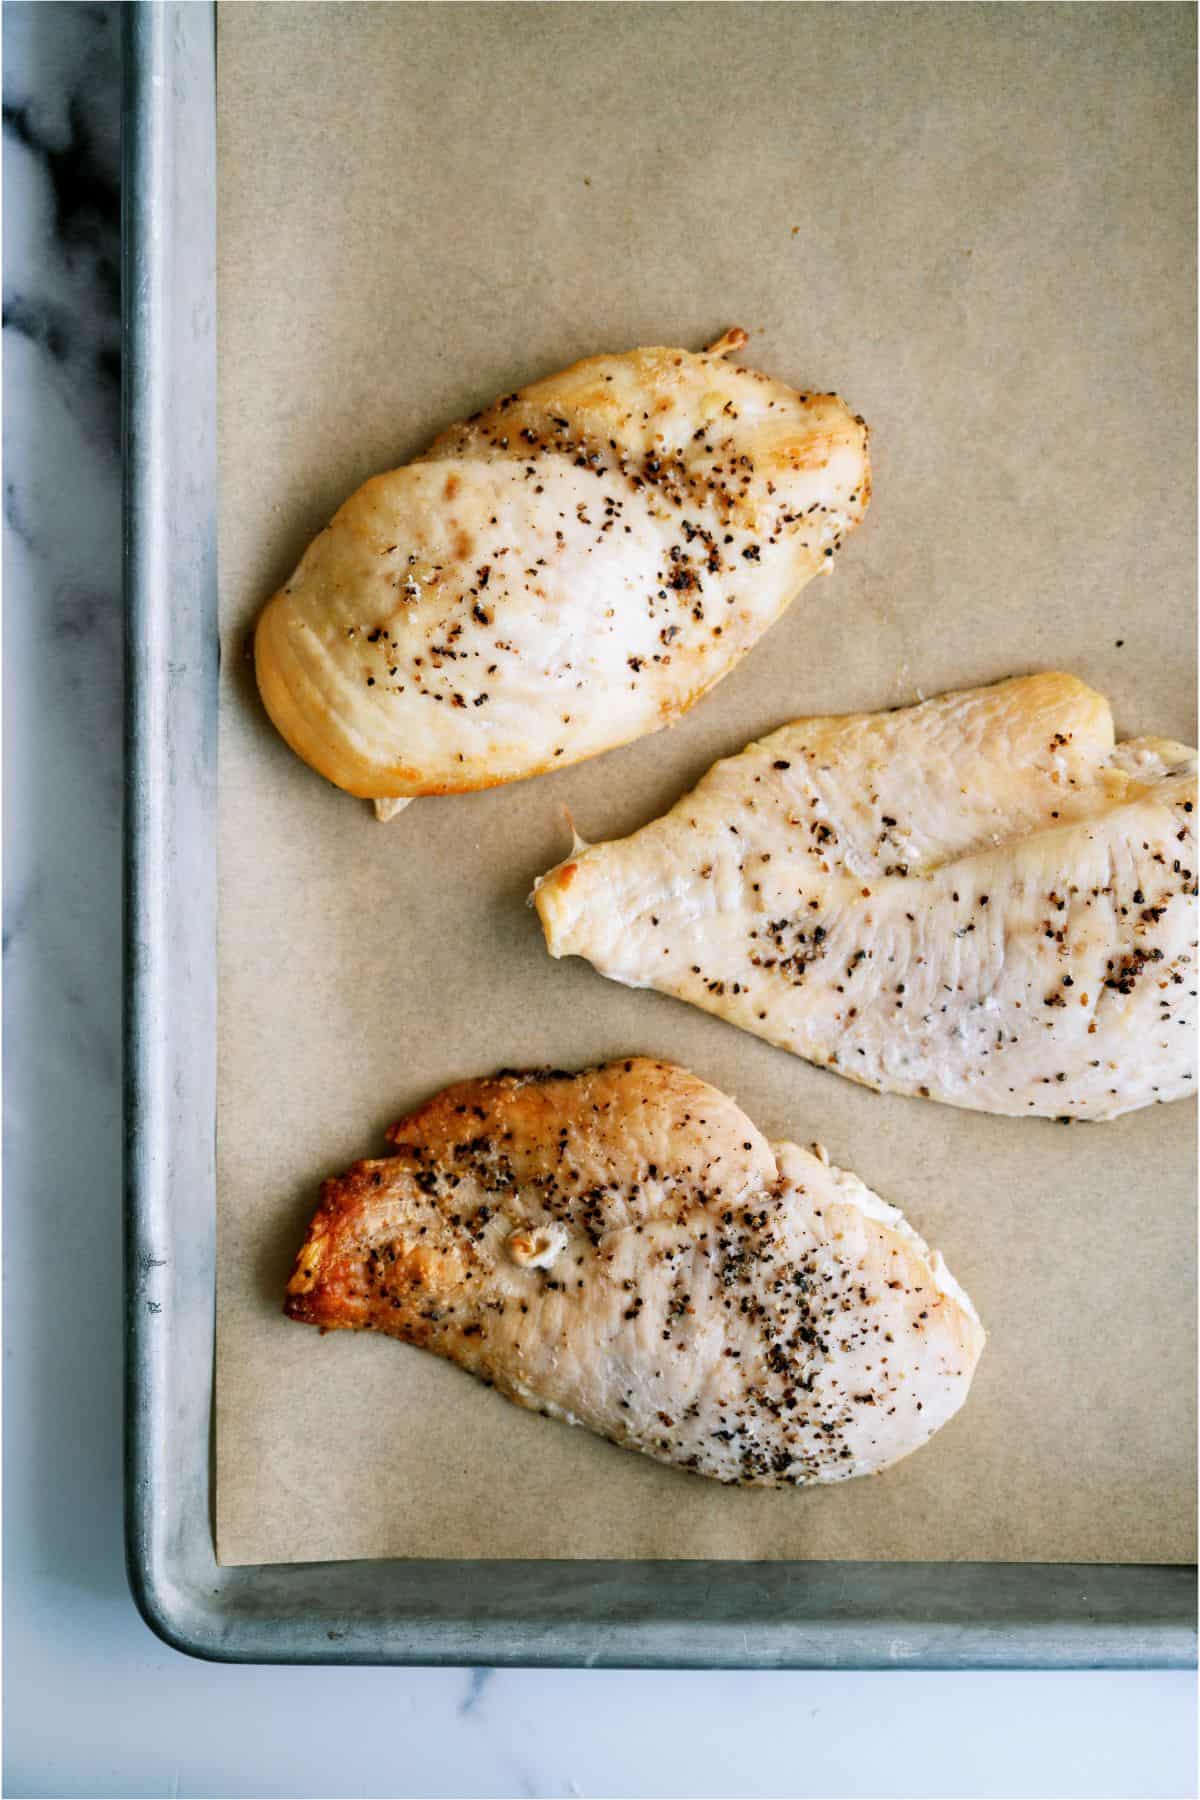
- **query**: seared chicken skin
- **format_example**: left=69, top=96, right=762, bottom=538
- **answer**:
left=536, top=676, right=1198, bottom=1120
left=255, top=333, right=870, bottom=816
left=285, top=1060, right=983, bottom=1486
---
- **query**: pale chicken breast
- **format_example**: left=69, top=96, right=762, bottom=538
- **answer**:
left=255, top=333, right=869, bottom=815
left=285, top=1060, right=983, bottom=1486
left=536, top=676, right=1198, bottom=1120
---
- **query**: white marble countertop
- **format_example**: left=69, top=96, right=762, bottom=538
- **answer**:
left=3, top=6, right=1194, bottom=1796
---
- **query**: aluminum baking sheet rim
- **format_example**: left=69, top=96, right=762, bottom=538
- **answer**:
left=121, top=0, right=1196, bottom=1669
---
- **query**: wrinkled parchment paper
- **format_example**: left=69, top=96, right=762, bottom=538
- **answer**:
left=215, top=2, right=1196, bottom=1565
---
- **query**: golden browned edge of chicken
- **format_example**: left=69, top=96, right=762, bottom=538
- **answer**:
left=254, top=331, right=870, bottom=811
left=534, top=674, right=1198, bottom=1121
left=284, top=1060, right=983, bottom=1488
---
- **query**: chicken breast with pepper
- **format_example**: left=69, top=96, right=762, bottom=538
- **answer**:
left=285, top=1060, right=983, bottom=1486
left=535, top=675, right=1197, bottom=1119
left=255, top=333, right=870, bottom=818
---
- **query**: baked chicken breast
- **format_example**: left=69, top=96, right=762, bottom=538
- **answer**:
left=536, top=676, right=1198, bottom=1120
left=255, top=333, right=870, bottom=817
left=285, top=1060, right=983, bottom=1486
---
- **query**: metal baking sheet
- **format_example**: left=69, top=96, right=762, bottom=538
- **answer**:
left=123, top=0, right=1196, bottom=1664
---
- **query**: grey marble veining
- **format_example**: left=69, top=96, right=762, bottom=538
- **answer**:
left=1, top=6, right=1193, bottom=1797
left=4, top=1, right=125, bottom=1679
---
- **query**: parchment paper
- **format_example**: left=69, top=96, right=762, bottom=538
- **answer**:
left=215, top=1, right=1197, bottom=1566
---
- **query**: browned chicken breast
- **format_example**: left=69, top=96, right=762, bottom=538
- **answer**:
left=285, top=1060, right=983, bottom=1486
left=255, top=333, right=870, bottom=817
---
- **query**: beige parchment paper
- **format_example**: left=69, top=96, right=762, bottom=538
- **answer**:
left=215, top=1, right=1197, bottom=1566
